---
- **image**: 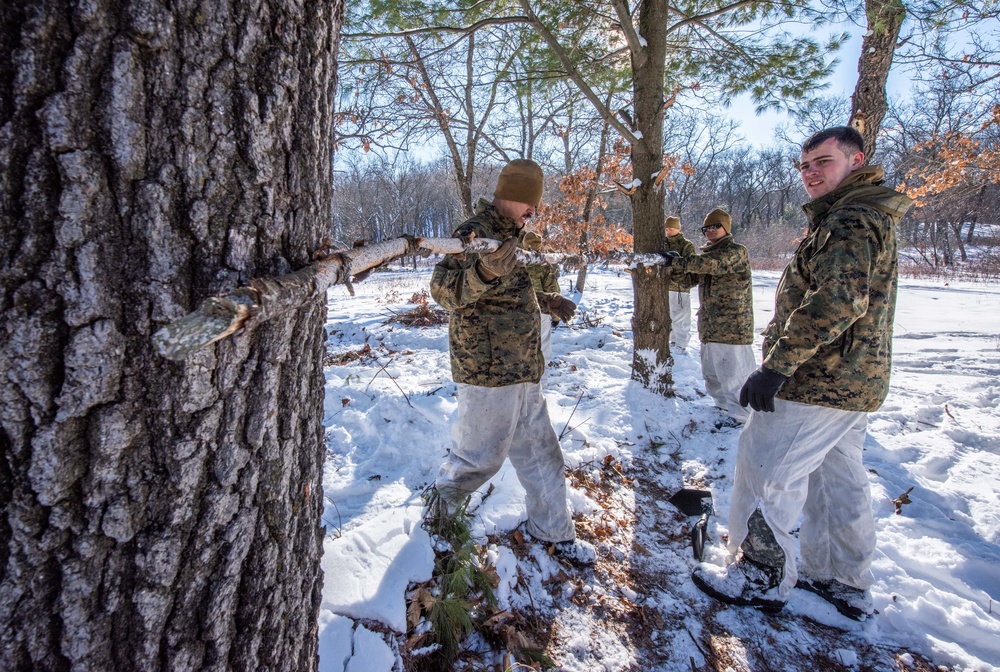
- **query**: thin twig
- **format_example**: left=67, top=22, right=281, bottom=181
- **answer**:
left=365, top=358, right=413, bottom=408
left=562, top=416, right=592, bottom=439
left=559, top=392, right=587, bottom=440
left=686, top=627, right=709, bottom=657
left=323, top=496, right=343, bottom=539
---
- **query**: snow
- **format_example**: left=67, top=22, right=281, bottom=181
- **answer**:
left=317, top=266, right=1000, bottom=672
left=345, top=625, right=396, bottom=672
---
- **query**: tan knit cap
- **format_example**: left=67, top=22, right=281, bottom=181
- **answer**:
left=521, top=230, right=543, bottom=251
left=494, top=159, right=544, bottom=207
left=665, top=215, right=681, bottom=230
left=704, top=208, right=732, bottom=234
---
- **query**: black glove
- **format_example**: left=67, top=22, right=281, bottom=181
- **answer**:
left=739, top=366, right=789, bottom=413
left=661, top=250, right=681, bottom=266
left=548, top=295, right=576, bottom=323
left=477, top=237, right=518, bottom=281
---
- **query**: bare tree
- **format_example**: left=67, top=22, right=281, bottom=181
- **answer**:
left=332, top=156, right=463, bottom=243
left=880, top=73, right=1000, bottom=270
left=0, top=1, right=343, bottom=669
left=662, top=109, right=742, bottom=223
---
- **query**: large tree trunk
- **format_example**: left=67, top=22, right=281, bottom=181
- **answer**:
left=629, top=0, right=672, bottom=394
left=849, top=0, right=905, bottom=161
left=0, top=1, right=343, bottom=670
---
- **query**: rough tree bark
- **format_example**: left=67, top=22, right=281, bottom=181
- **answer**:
left=849, top=0, right=906, bottom=161
left=0, top=0, right=343, bottom=670
left=628, top=0, right=673, bottom=394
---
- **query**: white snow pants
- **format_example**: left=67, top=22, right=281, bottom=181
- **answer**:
left=436, top=381, right=575, bottom=543
left=700, top=342, right=757, bottom=422
left=727, top=399, right=875, bottom=598
left=539, top=315, right=553, bottom=364
left=668, top=291, right=692, bottom=349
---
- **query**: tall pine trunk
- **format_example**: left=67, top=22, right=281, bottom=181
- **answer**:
left=629, top=0, right=672, bottom=394
left=849, top=0, right=905, bottom=161
left=0, top=0, right=343, bottom=670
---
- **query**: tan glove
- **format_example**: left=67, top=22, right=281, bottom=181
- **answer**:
left=477, top=237, right=518, bottom=281
left=521, top=230, right=543, bottom=252
left=548, top=295, right=576, bottom=323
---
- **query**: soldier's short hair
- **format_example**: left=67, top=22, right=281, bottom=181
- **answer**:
left=802, top=126, right=864, bottom=156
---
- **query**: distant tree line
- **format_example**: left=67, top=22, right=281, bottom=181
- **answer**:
left=334, top=0, right=999, bottom=279
left=333, top=86, right=1000, bottom=278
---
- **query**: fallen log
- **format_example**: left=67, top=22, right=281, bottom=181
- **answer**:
left=152, top=235, right=567, bottom=361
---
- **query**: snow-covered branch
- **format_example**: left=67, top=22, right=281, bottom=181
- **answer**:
left=152, top=236, right=561, bottom=361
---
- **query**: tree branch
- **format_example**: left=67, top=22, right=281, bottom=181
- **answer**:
left=152, top=237, right=563, bottom=362
left=516, top=0, right=640, bottom=146
left=610, top=0, right=647, bottom=69
left=343, top=16, right=530, bottom=39
left=666, top=0, right=767, bottom=35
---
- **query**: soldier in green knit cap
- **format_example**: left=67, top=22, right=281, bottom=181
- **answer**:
left=664, top=208, right=757, bottom=424
left=663, top=215, right=696, bottom=350
left=430, top=159, right=595, bottom=566
left=521, top=230, right=563, bottom=365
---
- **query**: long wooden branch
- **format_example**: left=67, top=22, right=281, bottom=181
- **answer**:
left=152, top=236, right=563, bottom=362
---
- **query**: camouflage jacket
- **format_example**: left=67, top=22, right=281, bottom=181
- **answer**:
left=431, top=199, right=558, bottom=386
left=763, top=166, right=913, bottom=412
left=527, top=261, right=561, bottom=320
left=670, top=234, right=753, bottom=344
left=663, top=233, right=696, bottom=292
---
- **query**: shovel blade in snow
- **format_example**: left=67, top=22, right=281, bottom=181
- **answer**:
left=670, top=489, right=714, bottom=562
left=668, top=488, right=714, bottom=516
left=692, top=514, right=709, bottom=562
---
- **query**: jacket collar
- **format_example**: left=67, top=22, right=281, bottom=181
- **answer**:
left=475, top=198, right=520, bottom=237
left=802, top=166, right=882, bottom=225
left=702, top=232, right=733, bottom=252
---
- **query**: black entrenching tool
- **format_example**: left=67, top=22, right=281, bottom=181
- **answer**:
left=668, top=488, right=714, bottom=562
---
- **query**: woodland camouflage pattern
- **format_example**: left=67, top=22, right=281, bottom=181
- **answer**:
left=670, top=234, right=753, bottom=344
left=763, top=166, right=913, bottom=412
left=431, top=199, right=558, bottom=386
left=527, top=260, right=560, bottom=319
left=663, top=233, right=696, bottom=292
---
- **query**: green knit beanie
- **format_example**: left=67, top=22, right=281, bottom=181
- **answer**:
left=494, top=159, right=544, bottom=207
left=704, top=208, right=732, bottom=234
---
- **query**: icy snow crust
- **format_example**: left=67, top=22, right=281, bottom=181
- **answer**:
left=318, top=267, right=1000, bottom=672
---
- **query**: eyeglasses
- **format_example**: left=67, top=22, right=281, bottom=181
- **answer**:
left=701, top=223, right=723, bottom=233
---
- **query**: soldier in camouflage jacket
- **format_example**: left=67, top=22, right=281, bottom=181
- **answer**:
left=761, top=165, right=912, bottom=411
left=432, top=200, right=549, bottom=387
left=522, top=230, right=562, bottom=363
left=693, top=126, right=914, bottom=620
left=430, top=160, right=594, bottom=564
left=663, top=216, right=696, bottom=349
left=667, top=208, right=757, bottom=423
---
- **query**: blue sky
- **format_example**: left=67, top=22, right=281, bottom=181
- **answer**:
left=728, top=24, right=918, bottom=146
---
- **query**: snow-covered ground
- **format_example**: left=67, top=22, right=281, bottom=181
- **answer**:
left=316, top=265, right=1000, bottom=672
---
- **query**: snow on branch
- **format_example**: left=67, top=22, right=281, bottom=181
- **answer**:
left=152, top=236, right=560, bottom=362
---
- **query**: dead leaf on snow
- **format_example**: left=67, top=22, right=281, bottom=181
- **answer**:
left=893, top=486, right=915, bottom=515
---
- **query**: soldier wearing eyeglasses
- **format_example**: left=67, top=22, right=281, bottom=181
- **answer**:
left=662, top=208, right=756, bottom=425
